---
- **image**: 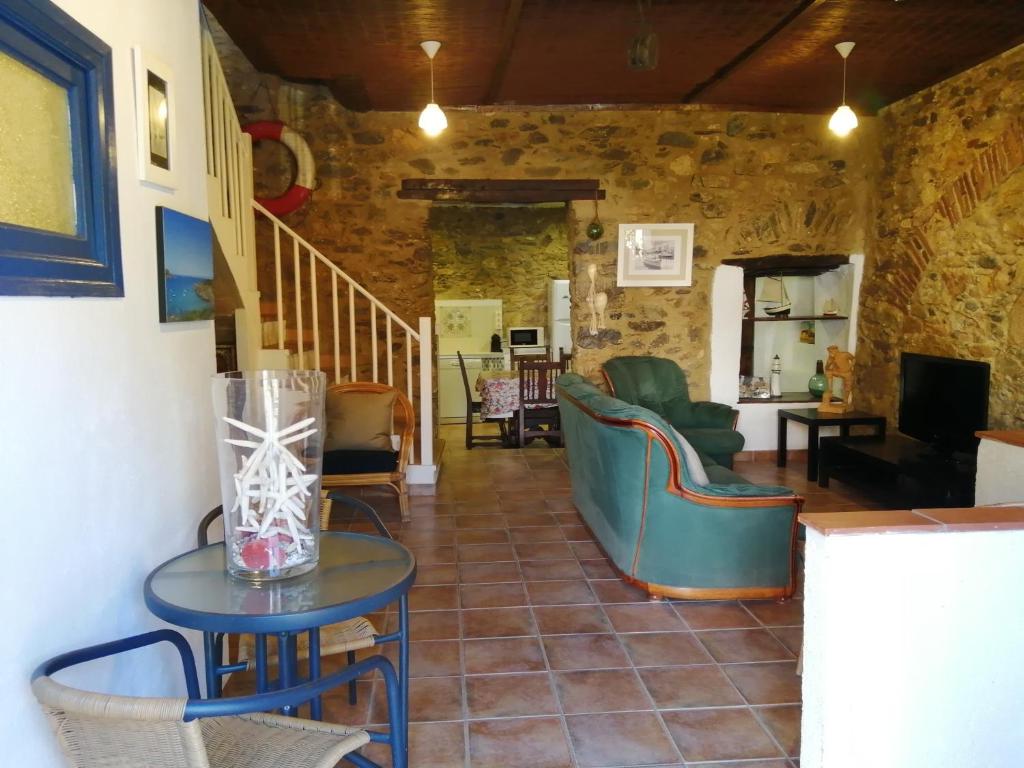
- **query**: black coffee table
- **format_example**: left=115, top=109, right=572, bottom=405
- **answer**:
left=777, top=407, right=887, bottom=481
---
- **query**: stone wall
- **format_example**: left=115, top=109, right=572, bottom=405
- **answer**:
left=430, top=205, right=569, bottom=331
left=857, top=44, right=1024, bottom=429
left=209, top=17, right=873, bottom=397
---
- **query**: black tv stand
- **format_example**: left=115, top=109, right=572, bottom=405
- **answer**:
left=818, top=433, right=976, bottom=508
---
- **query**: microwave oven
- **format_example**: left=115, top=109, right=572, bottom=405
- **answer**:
left=507, top=326, right=545, bottom=348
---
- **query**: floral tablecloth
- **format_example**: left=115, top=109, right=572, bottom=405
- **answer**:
left=475, top=370, right=547, bottom=419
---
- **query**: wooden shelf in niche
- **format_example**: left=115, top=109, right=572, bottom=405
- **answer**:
left=739, top=391, right=829, bottom=405
left=751, top=314, right=848, bottom=322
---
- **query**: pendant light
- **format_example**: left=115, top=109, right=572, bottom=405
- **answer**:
left=418, top=40, right=447, bottom=138
left=828, top=41, right=858, bottom=137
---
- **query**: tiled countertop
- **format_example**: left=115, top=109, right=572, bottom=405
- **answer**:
left=799, top=505, right=1024, bottom=536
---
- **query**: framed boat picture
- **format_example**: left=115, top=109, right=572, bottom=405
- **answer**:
left=617, top=223, right=694, bottom=287
left=155, top=207, right=214, bottom=322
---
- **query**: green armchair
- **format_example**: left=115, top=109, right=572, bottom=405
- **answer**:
left=602, top=356, right=744, bottom=468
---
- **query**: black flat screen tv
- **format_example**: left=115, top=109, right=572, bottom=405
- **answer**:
left=899, top=352, right=990, bottom=454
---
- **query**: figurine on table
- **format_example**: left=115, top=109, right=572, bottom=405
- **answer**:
left=819, top=345, right=855, bottom=413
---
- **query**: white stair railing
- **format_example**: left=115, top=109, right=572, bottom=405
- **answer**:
left=201, top=22, right=434, bottom=475
left=253, top=201, right=434, bottom=471
left=202, top=24, right=260, bottom=367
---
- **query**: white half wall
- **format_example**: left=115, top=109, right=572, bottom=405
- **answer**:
left=0, top=2, right=216, bottom=766
left=802, top=525, right=1024, bottom=767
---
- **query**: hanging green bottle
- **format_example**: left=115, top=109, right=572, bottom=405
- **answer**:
left=808, top=359, right=827, bottom=397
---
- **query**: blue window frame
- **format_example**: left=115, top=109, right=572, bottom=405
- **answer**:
left=0, top=0, right=122, bottom=296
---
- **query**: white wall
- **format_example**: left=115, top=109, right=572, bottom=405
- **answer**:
left=802, top=526, right=1024, bottom=767
left=0, top=2, right=216, bottom=765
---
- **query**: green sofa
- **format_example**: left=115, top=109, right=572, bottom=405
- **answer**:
left=603, top=356, right=745, bottom=468
left=557, top=373, right=801, bottom=600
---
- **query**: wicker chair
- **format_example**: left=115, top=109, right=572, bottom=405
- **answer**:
left=321, top=382, right=414, bottom=522
left=197, top=493, right=389, bottom=703
left=31, top=628, right=404, bottom=768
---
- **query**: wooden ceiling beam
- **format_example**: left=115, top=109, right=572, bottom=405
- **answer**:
left=722, top=253, right=848, bottom=276
left=482, top=0, right=525, bottom=104
left=681, top=0, right=826, bottom=104
left=397, top=178, right=605, bottom=203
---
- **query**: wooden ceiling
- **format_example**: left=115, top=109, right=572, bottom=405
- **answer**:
left=203, top=0, right=1024, bottom=115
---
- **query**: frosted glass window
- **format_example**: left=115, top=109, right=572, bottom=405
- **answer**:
left=0, top=48, right=77, bottom=235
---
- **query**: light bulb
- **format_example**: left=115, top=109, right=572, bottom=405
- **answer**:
left=829, top=104, right=858, bottom=137
left=418, top=102, right=447, bottom=137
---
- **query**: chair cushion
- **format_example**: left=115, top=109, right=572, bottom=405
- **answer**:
left=323, top=449, right=399, bottom=475
left=670, top=427, right=710, bottom=486
left=679, top=427, right=746, bottom=458
left=324, top=390, right=395, bottom=451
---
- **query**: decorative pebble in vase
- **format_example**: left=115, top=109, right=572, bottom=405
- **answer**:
left=212, top=370, right=326, bottom=581
left=808, top=359, right=827, bottom=397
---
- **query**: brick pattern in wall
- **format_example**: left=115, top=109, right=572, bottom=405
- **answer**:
left=858, top=44, right=1024, bottom=430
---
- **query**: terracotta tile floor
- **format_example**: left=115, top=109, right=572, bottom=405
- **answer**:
left=231, top=424, right=887, bottom=767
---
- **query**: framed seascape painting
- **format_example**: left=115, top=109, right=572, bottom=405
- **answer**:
left=155, top=207, right=214, bottom=323
left=617, top=223, right=694, bottom=287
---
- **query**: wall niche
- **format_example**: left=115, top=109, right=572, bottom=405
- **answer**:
left=715, top=253, right=864, bottom=404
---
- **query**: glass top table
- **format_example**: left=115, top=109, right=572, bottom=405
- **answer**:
left=145, top=531, right=416, bottom=634
left=144, top=529, right=415, bottom=765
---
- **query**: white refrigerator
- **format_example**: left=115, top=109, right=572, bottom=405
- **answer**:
left=549, top=279, right=571, bottom=361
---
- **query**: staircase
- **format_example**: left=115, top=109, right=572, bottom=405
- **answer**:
left=201, top=25, right=435, bottom=481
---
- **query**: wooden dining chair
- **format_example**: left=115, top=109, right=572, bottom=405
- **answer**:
left=458, top=351, right=508, bottom=449
left=558, top=347, right=573, bottom=371
left=516, top=360, right=564, bottom=447
left=512, top=345, right=551, bottom=368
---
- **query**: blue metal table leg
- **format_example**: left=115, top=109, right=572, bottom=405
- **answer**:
left=308, top=627, right=322, bottom=720
left=398, top=594, right=410, bottom=768
left=255, top=634, right=268, bottom=693
left=279, top=631, right=298, bottom=716
left=347, top=649, right=357, bottom=705
left=203, top=632, right=221, bottom=698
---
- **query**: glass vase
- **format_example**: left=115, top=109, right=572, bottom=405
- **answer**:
left=808, top=360, right=828, bottom=397
left=212, top=370, right=326, bottom=581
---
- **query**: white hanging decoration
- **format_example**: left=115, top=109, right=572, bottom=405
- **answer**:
left=586, top=263, right=608, bottom=335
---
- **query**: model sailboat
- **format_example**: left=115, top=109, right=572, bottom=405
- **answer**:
left=758, top=276, right=792, bottom=317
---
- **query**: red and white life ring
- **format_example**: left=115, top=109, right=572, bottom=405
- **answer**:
left=242, top=121, right=316, bottom=216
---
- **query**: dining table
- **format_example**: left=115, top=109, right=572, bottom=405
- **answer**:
left=144, top=530, right=416, bottom=763
left=475, top=368, right=524, bottom=420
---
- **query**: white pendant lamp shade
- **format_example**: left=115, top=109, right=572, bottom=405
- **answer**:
left=419, top=102, right=448, bottom=137
left=418, top=40, right=447, bottom=137
left=829, top=105, right=858, bottom=137
left=829, top=41, right=858, bottom=137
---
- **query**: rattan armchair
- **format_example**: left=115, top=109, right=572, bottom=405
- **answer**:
left=321, top=381, right=415, bottom=521
left=32, top=628, right=404, bottom=768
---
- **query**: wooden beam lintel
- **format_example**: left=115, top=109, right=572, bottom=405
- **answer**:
left=397, top=189, right=606, bottom=203
left=400, top=178, right=600, bottom=191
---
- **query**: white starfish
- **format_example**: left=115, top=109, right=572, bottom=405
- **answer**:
left=223, top=381, right=320, bottom=560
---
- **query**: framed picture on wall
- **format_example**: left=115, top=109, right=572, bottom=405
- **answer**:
left=132, top=47, right=176, bottom=189
left=0, top=0, right=122, bottom=296
left=155, top=207, right=214, bottom=323
left=617, top=223, right=694, bottom=287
